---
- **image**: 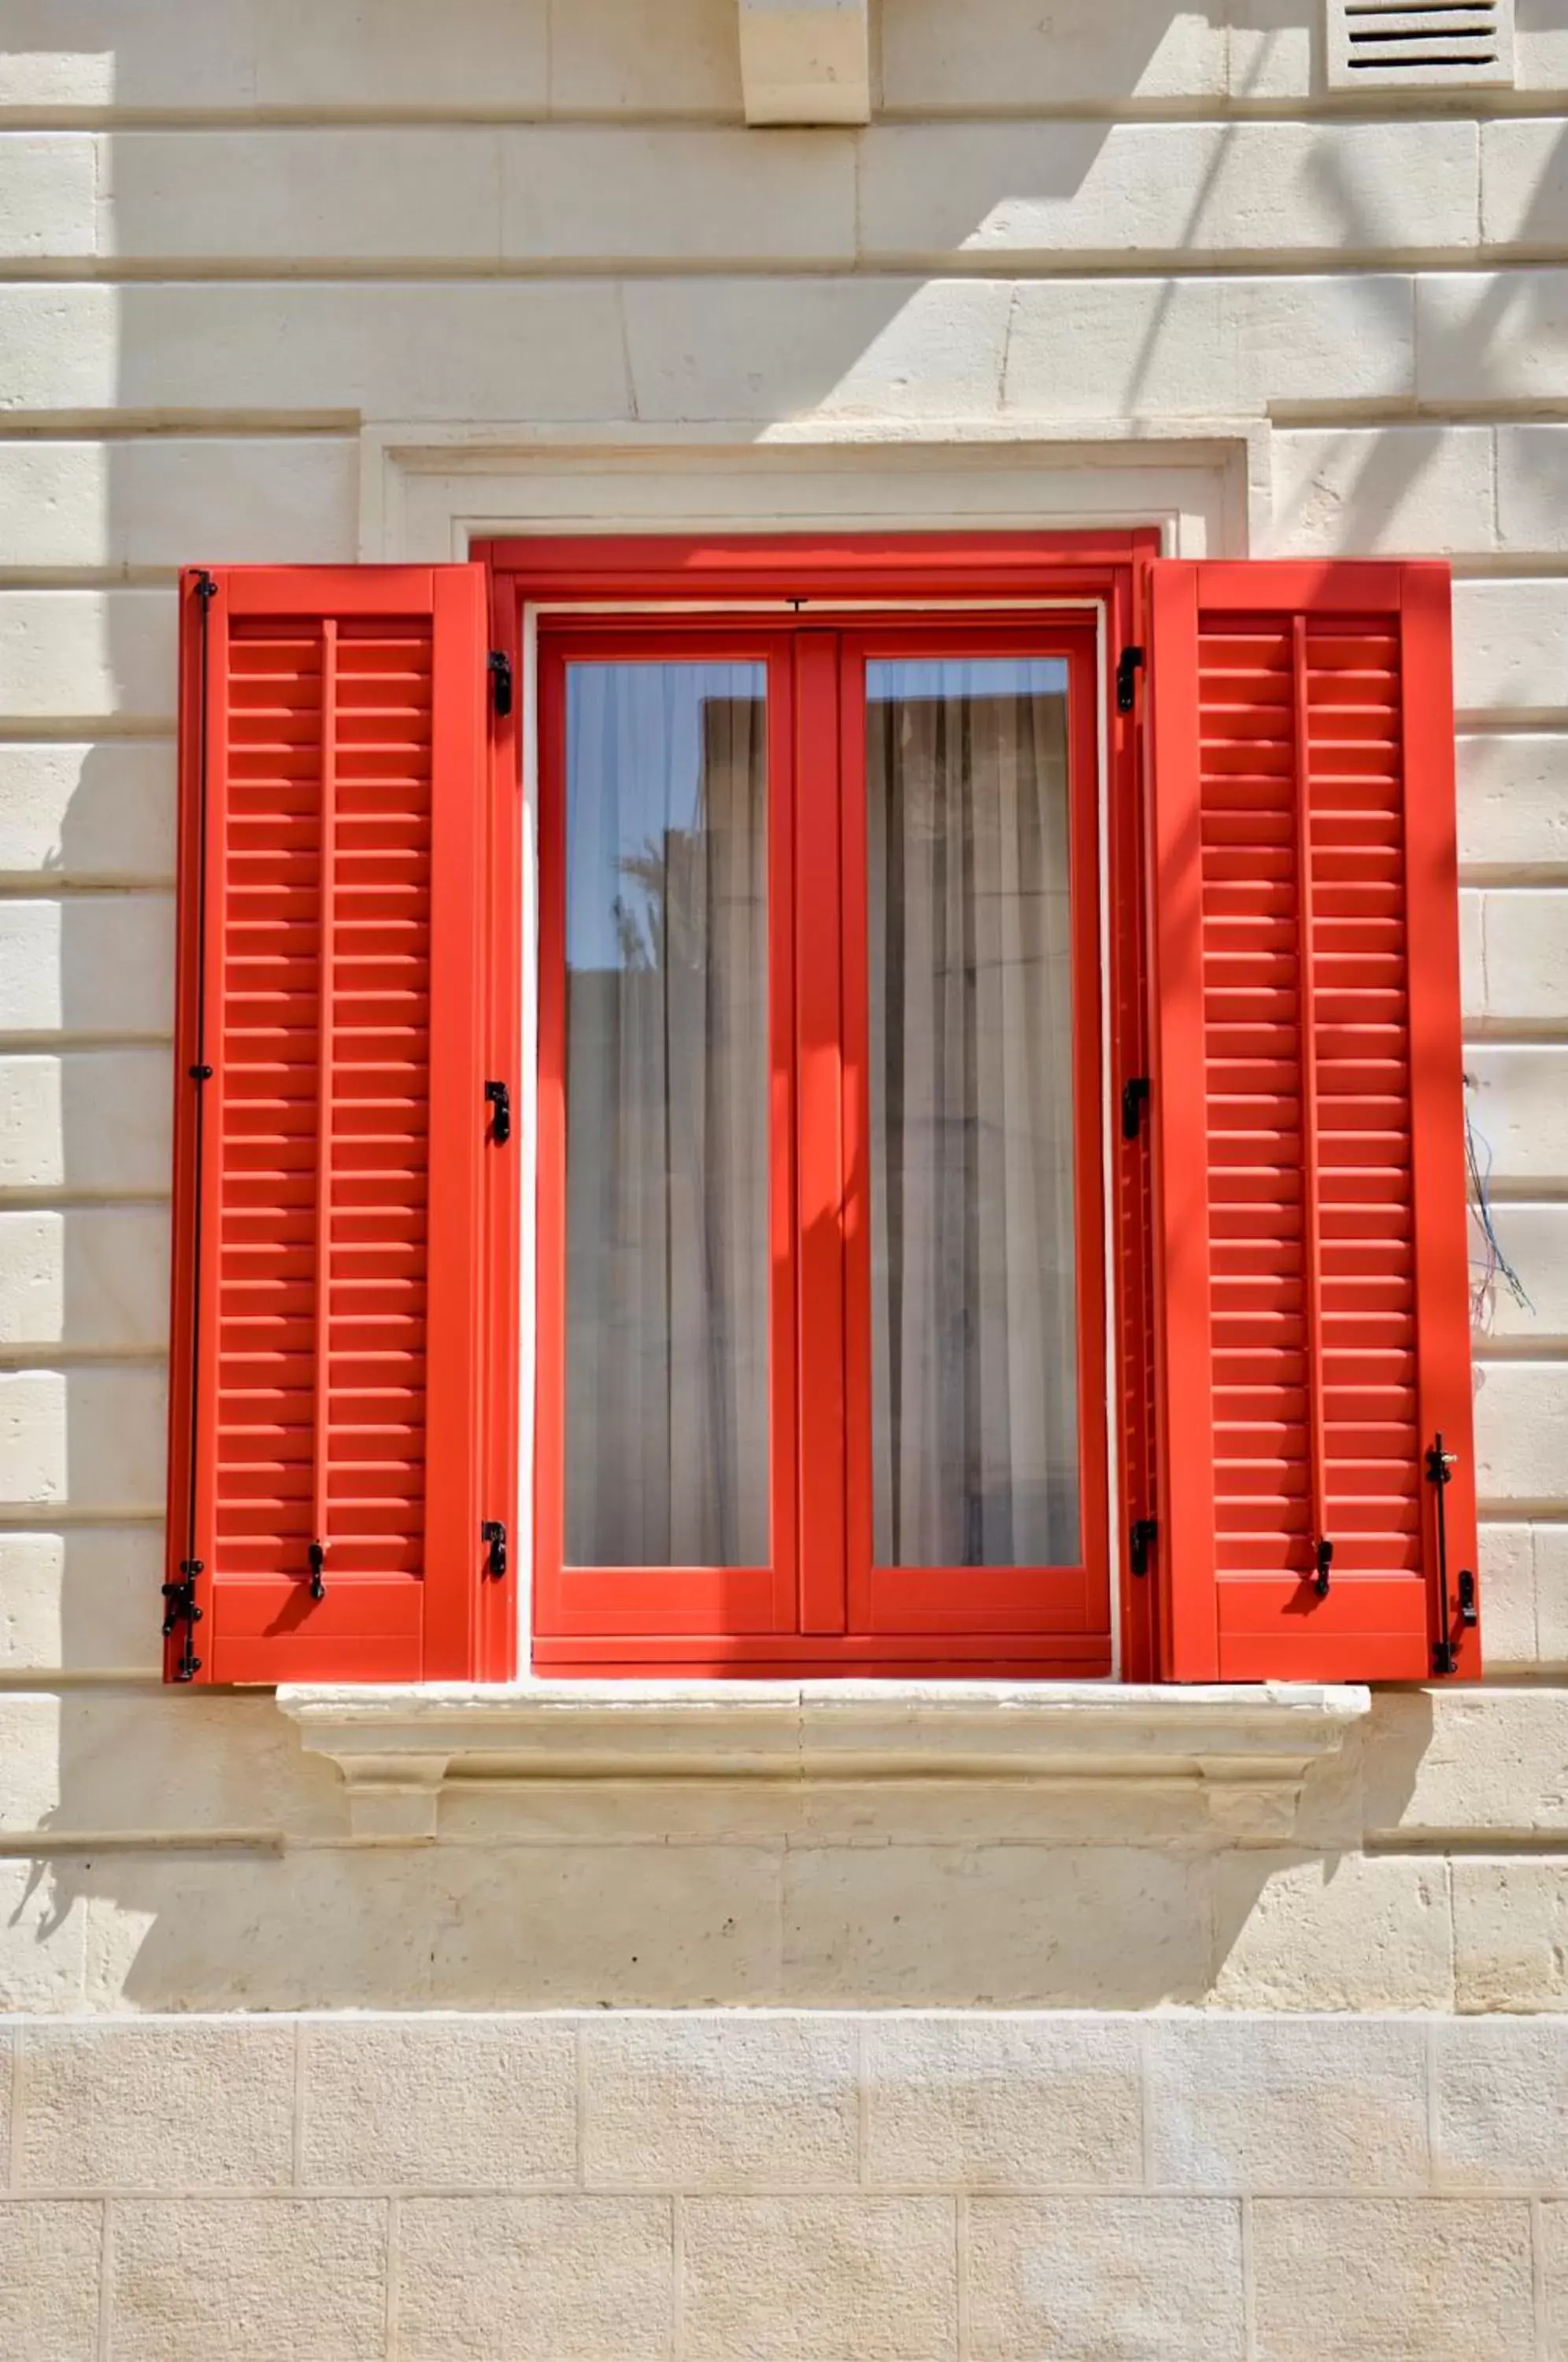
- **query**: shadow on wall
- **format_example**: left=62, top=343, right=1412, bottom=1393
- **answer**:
left=20, top=1693, right=1430, bottom=2010
left=1, top=0, right=1541, bottom=2005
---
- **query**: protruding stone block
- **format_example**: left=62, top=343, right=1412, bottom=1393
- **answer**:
left=738, top=0, right=870, bottom=124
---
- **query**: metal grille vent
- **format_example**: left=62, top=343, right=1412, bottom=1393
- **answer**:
left=1327, top=0, right=1515, bottom=87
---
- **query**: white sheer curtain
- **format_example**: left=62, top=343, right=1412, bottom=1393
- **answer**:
left=867, top=658, right=1080, bottom=1568
left=564, top=662, right=770, bottom=1568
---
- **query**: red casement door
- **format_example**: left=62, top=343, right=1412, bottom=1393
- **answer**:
left=165, top=566, right=510, bottom=1683
left=1146, top=561, right=1479, bottom=1681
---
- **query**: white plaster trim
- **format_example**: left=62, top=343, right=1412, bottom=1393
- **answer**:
left=278, top=1681, right=1370, bottom=1839
left=358, top=419, right=1263, bottom=568
left=738, top=0, right=870, bottom=124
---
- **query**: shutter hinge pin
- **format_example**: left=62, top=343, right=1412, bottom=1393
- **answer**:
left=1121, top=1075, right=1151, bottom=1142
left=188, top=1064, right=213, bottom=1083
left=161, top=1561, right=204, bottom=1681
left=194, top=571, right=217, bottom=606
left=1115, top=645, right=1145, bottom=714
left=481, top=1520, right=508, bottom=1579
left=1129, top=1517, right=1157, bottom=1578
left=1314, top=1537, right=1333, bottom=1599
left=307, top=1541, right=327, bottom=1602
left=487, top=650, right=513, bottom=719
left=485, top=1079, right=512, bottom=1146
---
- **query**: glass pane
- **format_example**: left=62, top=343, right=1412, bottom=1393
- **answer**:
left=564, top=661, right=770, bottom=1568
left=867, top=657, right=1080, bottom=1568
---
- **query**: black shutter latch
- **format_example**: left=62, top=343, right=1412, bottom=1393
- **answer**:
left=485, top=1079, right=512, bottom=1145
left=488, top=650, right=513, bottom=718
left=1115, top=645, right=1145, bottom=713
left=1129, top=1518, right=1157, bottom=1578
left=482, top=1520, right=508, bottom=1579
left=1121, top=1075, right=1151, bottom=1142
left=161, top=1564, right=204, bottom=1682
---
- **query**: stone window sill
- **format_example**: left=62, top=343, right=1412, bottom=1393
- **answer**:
left=276, top=1679, right=1371, bottom=1840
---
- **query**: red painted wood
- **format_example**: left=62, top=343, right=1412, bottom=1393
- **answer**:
left=1111, top=551, right=1159, bottom=1681
left=1290, top=615, right=1333, bottom=1586
left=1147, top=559, right=1477, bottom=1681
left=838, top=622, right=1111, bottom=1644
left=1146, top=563, right=1221, bottom=1679
left=482, top=572, right=524, bottom=1686
left=796, top=631, right=849, bottom=1635
left=481, top=531, right=1160, bottom=613
left=534, top=1634, right=1114, bottom=1674
left=309, top=621, right=339, bottom=1574
left=523, top=583, right=1120, bottom=1672
left=165, top=565, right=497, bottom=1683
left=531, top=623, right=798, bottom=1642
left=421, top=568, right=490, bottom=1675
left=1402, top=564, right=1481, bottom=1677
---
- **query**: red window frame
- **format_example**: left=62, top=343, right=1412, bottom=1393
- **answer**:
left=490, top=532, right=1158, bottom=1678
left=534, top=623, right=801, bottom=1645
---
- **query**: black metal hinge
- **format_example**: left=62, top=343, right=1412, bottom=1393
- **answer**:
left=1121, top=1075, right=1151, bottom=1142
left=488, top=650, right=513, bottom=719
left=482, top=1520, right=508, bottom=1579
left=485, top=1079, right=512, bottom=1145
left=307, top=1541, right=327, bottom=1602
left=161, top=1562, right=204, bottom=1682
left=1129, top=1517, right=1157, bottom=1578
left=1314, top=1537, right=1333, bottom=1600
left=1115, top=645, right=1145, bottom=714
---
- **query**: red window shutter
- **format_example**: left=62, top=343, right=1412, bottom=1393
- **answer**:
left=1146, top=561, right=1478, bottom=1682
left=165, top=565, right=496, bottom=1683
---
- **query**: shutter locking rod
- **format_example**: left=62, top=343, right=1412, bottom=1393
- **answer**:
left=1428, top=1435, right=1475, bottom=1674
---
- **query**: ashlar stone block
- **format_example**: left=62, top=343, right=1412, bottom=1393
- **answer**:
left=301, top=2019, right=576, bottom=2189
left=1435, top=2017, right=1568, bottom=2188
left=1145, top=2015, right=1429, bottom=2191
left=110, top=2197, right=386, bottom=2362
left=0, top=2201, right=102, bottom=2362
left=682, top=2194, right=957, bottom=2362
left=1251, top=2198, right=1534, bottom=2362
left=581, top=2012, right=859, bottom=2190
left=398, top=2196, right=671, bottom=2362
left=20, top=2022, right=295, bottom=2192
left=968, top=2196, right=1244, bottom=2362
left=863, top=2014, right=1142, bottom=2189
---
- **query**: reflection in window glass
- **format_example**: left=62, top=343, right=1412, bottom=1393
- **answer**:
left=867, top=657, right=1081, bottom=1568
left=564, top=662, right=769, bottom=1568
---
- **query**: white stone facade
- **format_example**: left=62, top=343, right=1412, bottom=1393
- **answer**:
left=3, top=0, right=1568, bottom=2352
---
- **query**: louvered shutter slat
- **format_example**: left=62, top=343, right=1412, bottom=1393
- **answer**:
left=166, top=566, right=491, bottom=1683
left=1147, top=561, right=1478, bottom=1682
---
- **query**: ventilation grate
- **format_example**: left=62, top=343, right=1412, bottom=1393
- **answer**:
left=1326, top=0, right=1515, bottom=87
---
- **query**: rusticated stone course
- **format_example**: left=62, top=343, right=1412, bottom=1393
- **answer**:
left=0, top=2013, right=1566, bottom=2359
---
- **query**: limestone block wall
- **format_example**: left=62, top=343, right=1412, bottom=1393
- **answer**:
left=0, top=0, right=1566, bottom=2024
left=5, top=2012, right=1568, bottom=2361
